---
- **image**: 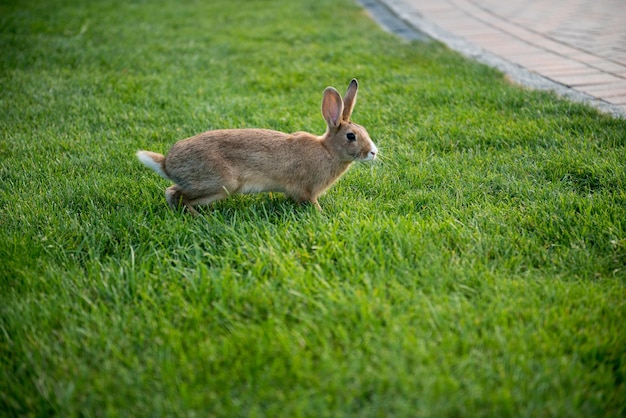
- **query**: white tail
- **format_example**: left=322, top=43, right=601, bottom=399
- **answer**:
left=136, top=150, right=170, bottom=180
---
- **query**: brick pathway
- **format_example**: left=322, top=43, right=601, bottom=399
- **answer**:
left=378, top=0, right=626, bottom=116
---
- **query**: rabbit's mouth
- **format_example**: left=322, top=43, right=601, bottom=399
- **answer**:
left=356, top=143, right=378, bottom=161
left=354, top=152, right=375, bottom=162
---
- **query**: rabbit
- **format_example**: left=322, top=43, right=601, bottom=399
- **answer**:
left=136, top=78, right=377, bottom=215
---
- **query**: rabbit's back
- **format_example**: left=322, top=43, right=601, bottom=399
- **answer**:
left=162, top=128, right=336, bottom=195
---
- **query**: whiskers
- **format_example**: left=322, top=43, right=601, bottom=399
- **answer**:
left=363, top=149, right=385, bottom=175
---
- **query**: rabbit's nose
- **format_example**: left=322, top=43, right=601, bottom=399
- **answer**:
left=368, top=142, right=378, bottom=160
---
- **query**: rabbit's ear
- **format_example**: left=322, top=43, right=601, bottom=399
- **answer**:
left=342, top=79, right=358, bottom=121
left=322, top=87, right=344, bottom=128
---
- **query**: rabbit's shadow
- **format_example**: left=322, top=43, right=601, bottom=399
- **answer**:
left=195, top=193, right=319, bottom=224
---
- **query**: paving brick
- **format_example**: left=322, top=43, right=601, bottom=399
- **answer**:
left=504, top=53, right=568, bottom=66
left=579, top=83, right=626, bottom=96
left=539, top=67, right=599, bottom=77
left=521, top=60, right=591, bottom=72
left=608, top=97, right=626, bottom=106
left=550, top=73, right=624, bottom=87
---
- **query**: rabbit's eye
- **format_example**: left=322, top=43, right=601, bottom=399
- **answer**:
left=346, top=132, right=356, bottom=142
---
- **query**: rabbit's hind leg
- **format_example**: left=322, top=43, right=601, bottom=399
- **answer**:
left=188, top=190, right=229, bottom=208
left=165, top=185, right=200, bottom=216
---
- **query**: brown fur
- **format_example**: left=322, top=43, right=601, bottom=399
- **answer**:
left=137, top=79, right=377, bottom=215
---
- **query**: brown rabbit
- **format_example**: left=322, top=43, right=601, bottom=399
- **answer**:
left=136, top=78, right=377, bottom=215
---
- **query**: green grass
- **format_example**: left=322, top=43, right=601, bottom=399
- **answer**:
left=1, top=0, right=625, bottom=416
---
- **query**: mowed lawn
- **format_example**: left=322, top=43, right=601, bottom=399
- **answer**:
left=1, top=0, right=625, bottom=416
